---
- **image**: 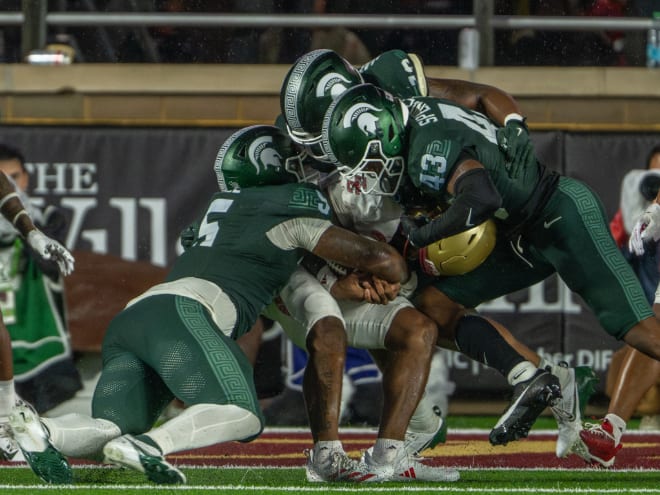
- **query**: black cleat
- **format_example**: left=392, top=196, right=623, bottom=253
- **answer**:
left=489, top=369, right=562, bottom=446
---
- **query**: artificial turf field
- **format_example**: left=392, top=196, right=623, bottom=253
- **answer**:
left=2, top=417, right=658, bottom=495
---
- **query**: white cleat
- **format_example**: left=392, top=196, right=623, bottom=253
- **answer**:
left=362, top=447, right=460, bottom=482
left=305, top=448, right=384, bottom=482
left=0, top=422, right=19, bottom=461
left=549, top=363, right=598, bottom=458
left=9, top=401, right=72, bottom=484
left=103, top=434, right=186, bottom=484
left=404, top=405, right=447, bottom=456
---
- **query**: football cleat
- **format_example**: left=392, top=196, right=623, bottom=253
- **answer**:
left=0, top=421, right=19, bottom=461
left=9, top=401, right=72, bottom=484
left=305, top=448, right=383, bottom=482
left=639, top=415, right=660, bottom=431
left=575, top=418, right=623, bottom=468
left=404, top=405, right=447, bottom=455
left=490, top=368, right=562, bottom=446
left=362, top=446, right=460, bottom=482
left=103, top=434, right=186, bottom=484
left=550, top=363, right=598, bottom=458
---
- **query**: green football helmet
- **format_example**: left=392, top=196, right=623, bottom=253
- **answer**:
left=280, top=49, right=363, bottom=161
left=321, top=83, right=409, bottom=196
left=214, top=125, right=307, bottom=191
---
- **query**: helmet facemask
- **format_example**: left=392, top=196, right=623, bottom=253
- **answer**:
left=337, top=140, right=404, bottom=196
left=323, top=84, right=408, bottom=196
left=281, top=49, right=363, bottom=163
left=286, top=123, right=329, bottom=162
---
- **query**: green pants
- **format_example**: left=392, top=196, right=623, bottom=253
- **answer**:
left=92, top=294, right=264, bottom=435
left=425, top=176, right=652, bottom=340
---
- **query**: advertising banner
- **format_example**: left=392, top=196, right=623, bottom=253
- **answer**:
left=2, top=126, right=658, bottom=396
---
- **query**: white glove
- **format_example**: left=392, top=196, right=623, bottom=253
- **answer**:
left=27, top=229, right=75, bottom=276
left=629, top=203, right=660, bottom=256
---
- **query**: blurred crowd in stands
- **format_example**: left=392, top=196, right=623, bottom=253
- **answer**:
left=0, top=1, right=654, bottom=66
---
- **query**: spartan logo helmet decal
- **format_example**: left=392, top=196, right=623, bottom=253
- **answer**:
left=316, top=72, right=354, bottom=99
left=342, top=103, right=384, bottom=138
left=248, top=136, right=283, bottom=174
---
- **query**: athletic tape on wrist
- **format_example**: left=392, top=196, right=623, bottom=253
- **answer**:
left=316, top=265, right=338, bottom=292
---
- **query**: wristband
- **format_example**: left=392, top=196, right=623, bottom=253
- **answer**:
left=504, top=113, right=525, bottom=125
left=0, top=192, right=19, bottom=210
left=316, top=265, right=338, bottom=293
left=11, top=209, right=28, bottom=226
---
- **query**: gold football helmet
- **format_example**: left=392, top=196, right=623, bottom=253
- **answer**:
left=423, top=219, right=496, bottom=276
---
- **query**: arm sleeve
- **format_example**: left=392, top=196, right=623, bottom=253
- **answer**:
left=266, top=217, right=334, bottom=252
left=408, top=166, right=502, bottom=247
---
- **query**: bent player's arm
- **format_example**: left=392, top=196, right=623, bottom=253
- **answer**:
left=268, top=217, right=408, bottom=284
left=407, top=159, right=501, bottom=247
left=0, top=171, right=37, bottom=238
left=426, top=78, right=522, bottom=126
left=314, top=225, right=408, bottom=285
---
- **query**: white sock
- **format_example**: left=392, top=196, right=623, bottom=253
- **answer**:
left=407, top=394, right=440, bottom=433
left=371, top=438, right=403, bottom=464
left=549, top=363, right=571, bottom=390
left=507, top=361, right=538, bottom=386
left=313, top=440, right=343, bottom=464
left=0, top=379, right=15, bottom=418
left=604, top=413, right=626, bottom=443
left=146, top=403, right=261, bottom=456
left=42, top=414, right=121, bottom=460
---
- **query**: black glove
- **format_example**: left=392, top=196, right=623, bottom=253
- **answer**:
left=180, top=224, right=197, bottom=250
left=399, top=212, right=432, bottom=250
left=496, top=115, right=533, bottom=179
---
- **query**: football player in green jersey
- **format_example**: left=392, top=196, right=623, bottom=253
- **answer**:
left=224, top=126, right=462, bottom=482
left=280, top=48, right=593, bottom=457
left=281, top=48, right=532, bottom=171
left=321, top=82, right=660, bottom=468
left=7, top=125, right=412, bottom=485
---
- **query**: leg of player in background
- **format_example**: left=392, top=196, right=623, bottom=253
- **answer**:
left=0, top=322, right=19, bottom=460
left=415, top=286, right=594, bottom=455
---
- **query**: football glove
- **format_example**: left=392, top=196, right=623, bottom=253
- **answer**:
left=27, top=229, right=75, bottom=276
left=629, top=203, right=660, bottom=256
left=496, top=114, right=533, bottom=179
left=399, top=212, right=431, bottom=249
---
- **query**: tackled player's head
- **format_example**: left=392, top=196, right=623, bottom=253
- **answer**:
left=280, top=49, right=363, bottom=161
left=321, top=83, right=409, bottom=196
left=214, top=125, right=307, bottom=192
left=420, top=219, right=497, bottom=276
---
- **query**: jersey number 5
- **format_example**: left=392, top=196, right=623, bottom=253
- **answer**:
left=197, top=198, right=234, bottom=247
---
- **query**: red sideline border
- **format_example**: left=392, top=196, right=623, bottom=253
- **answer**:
left=166, top=428, right=659, bottom=470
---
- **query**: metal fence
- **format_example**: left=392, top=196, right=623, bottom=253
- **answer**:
left=2, top=4, right=659, bottom=66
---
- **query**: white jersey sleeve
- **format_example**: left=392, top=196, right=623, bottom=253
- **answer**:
left=327, top=175, right=403, bottom=242
left=266, top=217, right=333, bottom=252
